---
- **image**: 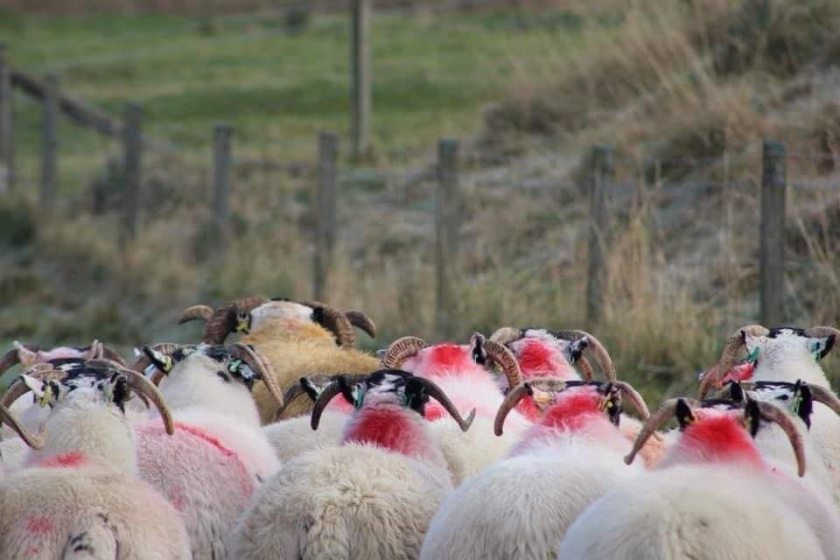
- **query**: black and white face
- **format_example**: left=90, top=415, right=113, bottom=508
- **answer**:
left=340, top=370, right=429, bottom=414
left=21, top=360, right=131, bottom=412
left=745, top=381, right=813, bottom=427
left=145, top=344, right=260, bottom=388
left=743, top=328, right=834, bottom=368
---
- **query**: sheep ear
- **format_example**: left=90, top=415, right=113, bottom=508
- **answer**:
left=142, top=346, right=174, bottom=373
left=792, top=381, right=814, bottom=429
left=106, top=373, right=130, bottom=413
left=300, top=377, right=323, bottom=402
left=676, top=399, right=695, bottom=430
left=729, top=382, right=745, bottom=403
left=403, top=377, right=429, bottom=414
left=809, top=336, right=834, bottom=361
left=743, top=333, right=762, bottom=364
left=337, top=376, right=364, bottom=409
left=744, top=399, right=761, bottom=437
left=567, top=338, right=589, bottom=364
left=14, top=342, right=39, bottom=367
left=22, top=374, right=56, bottom=408
left=470, top=333, right=487, bottom=365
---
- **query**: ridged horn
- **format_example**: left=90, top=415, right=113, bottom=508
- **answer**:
left=554, top=330, right=616, bottom=381
left=99, top=345, right=128, bottom=367
left=576, top=356, right=594, bottom=381
left=0, top=342, right=40, bottom=377
left=413, top=376, right=475, bottom=432
left=203, top=298, right=268, bottom=344
left=700, top=325, right=769, bottom=398
left=755, top=400, right=806, bottom=477
left=806, top=384, right=840, bottom=415
left=484, top=339, right=523, bottom=388
left=346, top=311, right=377, bottom=338
left=130, top=343, right=183, bottom=384
left=612, top=381, right=651, bottom=420
left=625, top=398, right=701, bottom=465
left=0, top=402, right=45, bottom=449
left=489, top=327, right=524, bottom=346
left=230, top=343, right=283, bottom=408
left=300, top=301, right=356, bottom=348
left=179, top=305, right=214, bottom=324
left=494, top=383, right=533, bottom=436
left=381, top=337, right=427, bottom=369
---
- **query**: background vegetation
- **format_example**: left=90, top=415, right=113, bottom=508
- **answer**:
left=2, top=0, right=840, bottom=400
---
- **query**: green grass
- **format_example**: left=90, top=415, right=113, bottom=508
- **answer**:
left=4, top=9, right=595, bottom=191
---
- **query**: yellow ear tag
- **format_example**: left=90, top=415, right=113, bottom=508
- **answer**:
left=162, top=355, right=174, bottom=373
left=236, top=316, right=249, bottom=333
left=37, top=385, right=53, bottom=408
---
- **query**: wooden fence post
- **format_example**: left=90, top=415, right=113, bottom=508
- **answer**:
left=212, top=123, right=232, bottom=247
left=760, top=139, right=786, bottom=326
left=436, top=138, right=459, bottom=338
left=350, top=0, right=371, bottom=160
left=41, top=74, right=59, bottom=213
left=121, top=103, right=142, bottom=245
left=0, top=44, right=13, bottom=193
left=586, top=145, right=613, bottom=328
left=314, top=132, right=338, bottom=301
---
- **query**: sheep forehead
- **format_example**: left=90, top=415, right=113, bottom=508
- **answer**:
left=747, top=383, right=797, bottom=405
left=38, top=347, right=88, bottom=361
left=517, top=330, right=570, bottom=350
left=754, top=330, right=811, bottom=355
left=365, top=372, right=408, bottom=396
left=251, top=301, right=312, bottom=325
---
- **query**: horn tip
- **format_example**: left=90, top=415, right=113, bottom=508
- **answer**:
left=460, top=408, right=477, bottom=432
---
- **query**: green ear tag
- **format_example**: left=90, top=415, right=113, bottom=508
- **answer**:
left=746, top=346, right=760, bottom=365
left=228, top=358, right=243, bottom=374
left=810, top=341, right=824, bottom=361
left=790, top=392, right=802, bottom=416
left=352, top=386, right=366, bottom=409
left=37, top=385, right=53, bottom=408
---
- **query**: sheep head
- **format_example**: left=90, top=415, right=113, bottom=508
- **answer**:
left=308, top=369, right=476, bottom=432
left=134, top=343, right=284, bottom=409
left=700, top=325, right=839, bottom=397
left=380, top=333, right=524, bottom=388
left=179, top=297, right=376, bottom=347
left=625, top=396, right=806, bottom=477
left=1, top=359, right=174, bottom=436
left=0, top=340, right=126, bottom=377
left=494, top=379, right=650, bottom=436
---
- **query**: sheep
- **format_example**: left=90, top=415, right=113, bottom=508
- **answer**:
left=0, top=361, right=191, bottom=559
left=561, top=396, right=840, bottom=560
left=132, top=342, right=284, bottom=481
left=179, top=298, right=380, bottom=423
left=419, top=378, right=651, bottom=560
left=227, top=369, right=475, bottom=560
left=2, top=359, right=258, bottom=560
left=699, top=324, right=840, bottom=505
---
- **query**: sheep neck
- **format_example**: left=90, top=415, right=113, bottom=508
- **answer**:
left=660, top=413, right=763, bottom=472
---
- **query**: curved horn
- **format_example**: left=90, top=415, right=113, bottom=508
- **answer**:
left=85, top=340, right=104, bottom=361
left=494, top=383, right=533, bottom=436
left=99, top=346, right=127, bottom=367
left=310, top=379, right=346, bottom=430
left=381, top=337, right=427, bottom=369
left=625, top=398, right=700, bottom=465
left=755, top=400, right=806, bottom=477
left=489, top=327, right=524, bottom=346
left=576, top=356, right=594, bottom=381
left=700, top=325, right=769, bottom=398
left=116, top=367, right=175, bottom=436
left=554, top=330, right=616, bottom=381
left=0, top=402, right=45, bottom=449
left=300, top=301, right=356, bottom=348
left=413, top=376, right=475, bottom=432
left=179, top=304, right=214, bottom=324
left=130, top=343, right=183, bottom=380
left=203, top=297, right=268, bottom=344
left=230, top=344, right=283, bottom=408
left=612, top=381, right=651, bottom=419
left=274, top=373, right=370, bottom=422
left=805, top=384, right=840, bottom=415
left=346, top=311, right=377, bottom=338
left=0, top=342, right=40, bottom=377
left=484, top=339, right=523, bottom=388
left=0, top=377, right=36, bottom=410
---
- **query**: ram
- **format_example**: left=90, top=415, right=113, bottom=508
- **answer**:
left=419, top=378, right=650, bottom=560
left=559, top=396, right=840, bottom=560
left=699, top=324, right=840, bottom=505
left=180, top=298, right=379, bottom=423
left=0, top=361, right=191, bottom=560
left=2, top=359, right=257, bottom=560
left=133, top=342, right=283, bottom=482
left=227, top=369, right=474, bottom=560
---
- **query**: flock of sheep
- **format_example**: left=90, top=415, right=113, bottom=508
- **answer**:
left=0, top=297, right=839, bottom=559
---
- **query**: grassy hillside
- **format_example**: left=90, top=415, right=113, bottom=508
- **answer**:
left=2, top=1, right=840, bottom=399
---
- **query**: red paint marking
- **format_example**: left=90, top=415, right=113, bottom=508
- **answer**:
left=344, top=406, right=428, bottom=458
left=537, top=390, right=603, bottom=432
left=36, top=451, right=87, bottom=469
left=25, top=516, right=54, bottom=535
left=423, top=404, right=445, bottom=421
left=516, top=396, right=543, bottom=422
left=518, top=340, right=553, bottom=376
left=174, top=422, right=237, bottom=459
left=680, top=412, right=763, bottom=468
left=427, top=345, right=472, bottom=371
left=720, top=362, right=756, bottom=384
left=24, top=546, right=41, bottom=555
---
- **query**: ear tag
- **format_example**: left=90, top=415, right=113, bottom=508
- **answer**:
left=352, top=386, right=366, bottom=409
left=746, top=346, right=760, bottom=365
left=810, top=340, right=825, bottom=361
left=228, top=359, right=242, bottom=374
left=532, top=388, right=555, bottom=410
left=236, top=314, right=250, bottom=333
left=37, top=385, right=53, bottom=408
left=790, top=391, right=803, bottom=416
